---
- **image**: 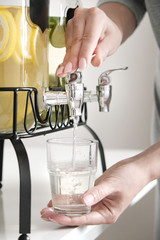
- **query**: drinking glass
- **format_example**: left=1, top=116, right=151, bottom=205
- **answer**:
left=46, top=137, right=98, bottom=216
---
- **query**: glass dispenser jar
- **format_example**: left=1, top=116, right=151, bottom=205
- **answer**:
left=0, top=0, right=49, bottom=132
left=0, top=0, right=81, bottom=133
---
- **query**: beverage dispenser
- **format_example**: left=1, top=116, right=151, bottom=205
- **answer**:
left=0, top=0, right=81, bottom=133
left=0, top=0, right=49, bottom=132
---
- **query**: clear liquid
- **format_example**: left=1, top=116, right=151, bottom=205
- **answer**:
left=72, top=116, right=79, bottom=169
left=49, top=168, right=96, bottom=216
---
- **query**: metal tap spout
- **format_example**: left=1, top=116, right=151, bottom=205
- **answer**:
left=65, top=70, right=84, bottom=118
left=43, top=67, right=128, bottom=116
left=96, top=67, right=128, bottom=112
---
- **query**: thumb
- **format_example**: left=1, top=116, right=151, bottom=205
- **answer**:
left=82, top=181, right=112, bottom=206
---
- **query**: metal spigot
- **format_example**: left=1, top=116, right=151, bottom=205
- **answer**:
left=43, top=67, right=128, bottom=117
left=96, top=67, right=128, bottom=112
left=65, top=70, right=84, bottom=118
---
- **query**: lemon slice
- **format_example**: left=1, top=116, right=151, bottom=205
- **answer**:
left=13, top=8, right=46, bottom=66
left=13, top=8, right=33, bottom=64
left=13, top=46, right=24, bottom=64
left=12, top=9, right=23, bottom=64
left=50, top=23, right=65, bottom=48
left=31, top=26, right=46, bottom=66
left=0, top=10, right=16, bottom=63
left=0, top=10, right=9, bottom=54
left=0, top=6, right=8, bottom=9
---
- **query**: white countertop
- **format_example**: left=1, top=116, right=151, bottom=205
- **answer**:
left=0, top=136, right=157, bottom=240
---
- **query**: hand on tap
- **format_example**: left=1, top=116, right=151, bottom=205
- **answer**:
left=57, top=4, right=131, bottom=77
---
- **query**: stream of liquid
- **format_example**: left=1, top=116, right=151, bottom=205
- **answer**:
left=72, top=116, right=79, bottom=169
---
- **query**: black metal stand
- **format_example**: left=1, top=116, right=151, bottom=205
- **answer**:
left=0, top=87, right=106, bottom=239
left=11, top=138, right=31, bottom=240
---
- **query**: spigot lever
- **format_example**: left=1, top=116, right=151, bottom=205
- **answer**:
left=98, top=67, right=128, bottom=85
left=97, top=67, right=128, bottom=112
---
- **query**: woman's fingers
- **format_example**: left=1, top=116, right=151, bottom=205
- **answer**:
left=40, top=179, right=118, bottom=226
left=57, top=8, right=107, bottom=77
left=81, top=179, right=115, bottom=207
left=47, top=200, right=52, bottom=207
left=57, top=7, right=123, bottom=77
left=66, top=9, right=86, bottom=71
left=77, top=8, right=105, bottom=66
left=40, top=207, right=53, bottom=217
left=57, top=8, right=87, bottom=76
left=41, top=203, right=113, bottom=225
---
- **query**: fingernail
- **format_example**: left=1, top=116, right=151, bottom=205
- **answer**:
left=47, top=202, right=52, bottom=208
left=64, top=62, right=72, bottom=73
left=57, top=66, right=64, bottom=75
left=60, top=73, right=67, bottom=78
left=83, top=194, right=94, bottom=206
left=79, top=58, right=87, bottom=71
left=97, top=55, right=102, bottom=66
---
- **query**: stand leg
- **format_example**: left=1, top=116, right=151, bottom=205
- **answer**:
left=18, top=234, right=30, bottom=240
left=85, top=125, right=107, bottom=172
left=11, top=138, right=31, bottom=240
left=0, top=140, right=4, bottom=189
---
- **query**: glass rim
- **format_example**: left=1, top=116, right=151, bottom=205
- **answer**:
left=46, top=137, right=98, bottom=146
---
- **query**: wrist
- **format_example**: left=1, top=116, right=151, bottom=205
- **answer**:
left=99, top=2, right=136, bottom=43
left=132, top=142, right=160, bottom=184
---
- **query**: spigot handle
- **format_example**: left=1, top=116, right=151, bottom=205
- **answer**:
left=98, top=66, right=128, bottom=85
left=97, top=66, right=128, bottom=112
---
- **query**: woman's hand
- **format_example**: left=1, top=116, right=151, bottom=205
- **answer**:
left=40, top=152, right=151, bottom=226
left=57, top=7, right=123, bottom=77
